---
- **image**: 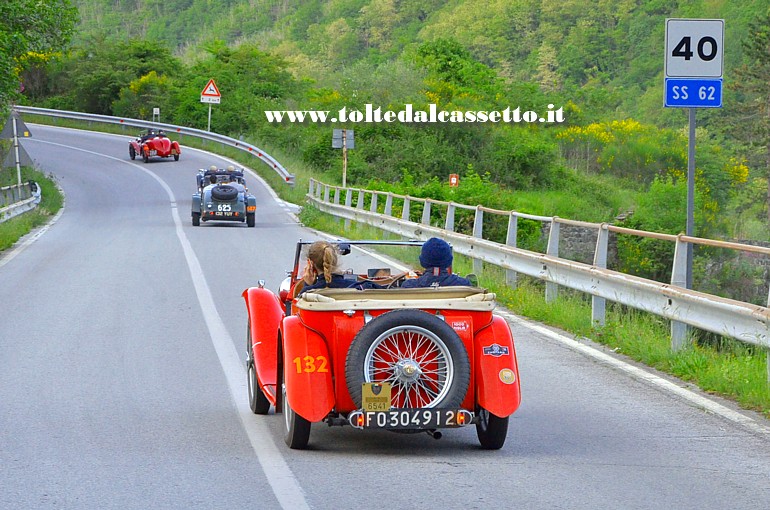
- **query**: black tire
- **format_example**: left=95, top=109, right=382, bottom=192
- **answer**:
left=129, top=145, right=136, bottom=160
left=282, top=354, right=311, bottom=449
left=142, top=150, right=149, bottom=163
left=192, top=212, right=200, bottom=226
left=345, top=309, right=470, bottom=413
left=246, top=325, right=270, bottom=415
left=211, top=184, right=238, bottom=201
left=173, top=154, right=180, bottom=161
left=476, top=407, right=509, bottom=450
left=247, top=213, right=255, bottom=227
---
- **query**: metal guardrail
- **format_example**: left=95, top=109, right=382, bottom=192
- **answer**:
left=13, top=106, right=295, bottom=186
left=0, top=182, right=41, bottom=223
left=307, top=179, right=770, bottom=365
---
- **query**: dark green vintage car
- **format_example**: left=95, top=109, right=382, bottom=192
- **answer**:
left=192, top=167, right=256, bottom=227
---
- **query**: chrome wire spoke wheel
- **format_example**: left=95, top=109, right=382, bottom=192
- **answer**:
left=363, top=325, right=453, bottom=408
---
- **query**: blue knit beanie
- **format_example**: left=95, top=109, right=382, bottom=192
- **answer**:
left=419, top=237, right=453, bottom=269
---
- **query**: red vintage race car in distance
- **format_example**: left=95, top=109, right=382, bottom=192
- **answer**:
left=243, top=239, right=522, bottom=450
left=128, top=129, right=181, bottom=163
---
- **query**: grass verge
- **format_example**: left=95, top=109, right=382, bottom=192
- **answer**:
left=0, top=167, right=64, bottom=252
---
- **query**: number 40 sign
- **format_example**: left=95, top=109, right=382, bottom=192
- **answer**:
left=664, top=18, right=724, bottom=108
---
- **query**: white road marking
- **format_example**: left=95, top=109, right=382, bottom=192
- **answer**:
left=496, top=309, right=770, bottom=437
left=20, top=139, right=311, bottom=510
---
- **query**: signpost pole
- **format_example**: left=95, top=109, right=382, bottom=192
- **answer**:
left=12, top=116, right=21, bottom=187
left=686, top=107, right=695, bottom=289
left=342, top=129, right=348, bottom=188
left=207, top=104, right=212, bottom=132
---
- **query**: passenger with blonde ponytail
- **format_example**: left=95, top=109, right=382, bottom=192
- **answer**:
left=299, top=241, right=350, bottom=294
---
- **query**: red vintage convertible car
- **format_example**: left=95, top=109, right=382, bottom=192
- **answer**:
left=243, top=240, right=521, bottom=450
left=128, top=129, right=181, bottom=163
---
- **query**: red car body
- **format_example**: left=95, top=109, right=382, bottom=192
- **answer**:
left=128, top=132, right=181, bottom=163
left=243, top=240, right=522, bottom=450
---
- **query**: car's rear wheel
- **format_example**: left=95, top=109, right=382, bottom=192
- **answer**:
left=192, top=212, right=200, bottom=226
left=475, top=407, right=509, bottom=449
left=345, top=309, right=470, bottom=414
left=174, top=154, right=179, bottom=161
left=247, top=213, right=255, bottom=227
left=282, top=358, right=311, bottom=449
left=247, top=325, right=270, bottom=415
left=129, top=145, right=136, bottom=160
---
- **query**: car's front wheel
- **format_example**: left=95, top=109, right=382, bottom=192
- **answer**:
left=475, top=406, right=509, bottom=449
left=173, top=154, right=179, bottom=161
left=282, top=359, right=311, bottom=449
left=142, top=150, right=149, bottom=163
left=129, top=145, right=136, bottom=160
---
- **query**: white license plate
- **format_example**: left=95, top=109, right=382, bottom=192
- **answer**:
left=362, top=409, right=471, bottom=429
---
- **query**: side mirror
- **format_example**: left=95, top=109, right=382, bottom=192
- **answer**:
left=278, top=276, right=292, bottom=302
left=337, top=242, right=351, bottom=255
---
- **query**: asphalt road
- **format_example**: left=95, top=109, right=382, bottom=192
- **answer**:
left=1, top=125, right=769, bottom=510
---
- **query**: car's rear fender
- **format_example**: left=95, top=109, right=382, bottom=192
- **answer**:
left=243, top=287, right=284, bottom=402
left=191, top=193, right=202, bottom=213
left=474, top=315, right=521, bottom=417
left=282, top=315, right=335, bottom=422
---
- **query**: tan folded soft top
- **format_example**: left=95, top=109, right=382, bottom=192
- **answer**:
left=296, top=286, right=496, bottom=311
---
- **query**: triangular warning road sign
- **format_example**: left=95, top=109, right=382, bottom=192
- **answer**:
left=201, top=79, right=221, bottom=97
left=2, top=142, right=35, bottom=168
left=0, top=113, right=32, bottom=139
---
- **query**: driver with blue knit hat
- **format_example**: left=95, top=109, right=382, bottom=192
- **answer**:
left=401, top=237, right=472, bottom=288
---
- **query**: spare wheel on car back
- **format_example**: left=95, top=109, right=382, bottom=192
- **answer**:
left=211, top=184, right=238, bottom=201
left=345, top=309, right=470, bottom=411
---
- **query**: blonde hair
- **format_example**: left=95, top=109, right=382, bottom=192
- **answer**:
left=307, top=241, right=339, bottom=285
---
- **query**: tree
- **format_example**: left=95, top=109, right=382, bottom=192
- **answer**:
left=732, top=9, right=770, bottom=224
left=0, top=0, right=78, bottom=109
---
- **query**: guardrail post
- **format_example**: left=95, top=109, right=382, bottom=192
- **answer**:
left=370, top=193, right=378, bottom=213
left=545, top=218, right=560, bottom=303
left=506, top=213, right=518, bottom=288
left=421, top=200, right=432, bottom=225
left=445, top=203, right=455, bottom=232
left=308, top=179, right=314, bottom=196
left=333, top=187, right=340, bottom=204
left=344, top=188, right=353, bottom=229
left=472, top=206, right=483, bottom=275
left=356, top=190, right=365, bottom=209
left=592, top=224, right=609, bottom=326
left=384, top=193, right=393, bottom=216
left=670, top=236, right=690, bottom=351
left=402, top=197, right=411, bottom=221
left=323, top=185, right=330, bottom=203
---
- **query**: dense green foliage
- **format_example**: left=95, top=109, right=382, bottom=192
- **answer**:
left=0, top=0, right=78, bottom=109
left=10, top=0, right=770, bottom=296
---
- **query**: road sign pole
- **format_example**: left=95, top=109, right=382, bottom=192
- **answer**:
left=686, top=108, right=696, bottom=290
left=342, top=129, right=347, bottom=188
left=207, top=104, right=212, bottom=132
left=12, top=116, right=21, bottom=187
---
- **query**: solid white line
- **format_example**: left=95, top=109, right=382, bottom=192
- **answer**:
left=24, top=139, right=311, bottom=510
left=496, top=309, right=770, bottom=437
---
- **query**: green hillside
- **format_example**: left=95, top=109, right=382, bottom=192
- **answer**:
left=69, top=1, right=765, bottom=122
left=16, top=1, right=770, bottom=267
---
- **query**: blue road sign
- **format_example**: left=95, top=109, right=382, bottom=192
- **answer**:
left=664, top=78, right=722, bottom=108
